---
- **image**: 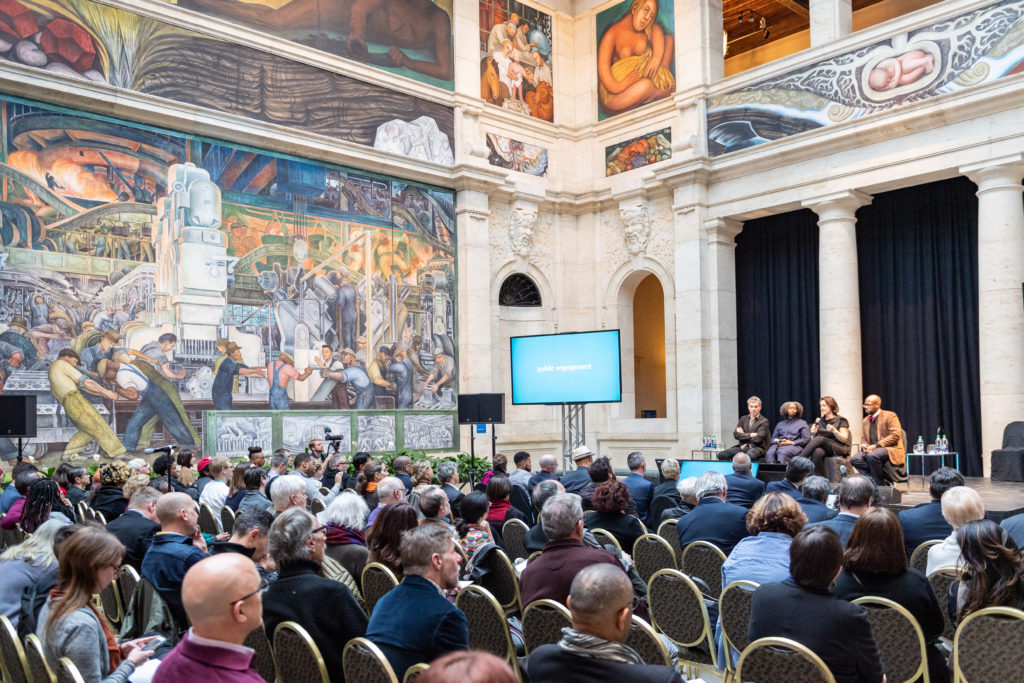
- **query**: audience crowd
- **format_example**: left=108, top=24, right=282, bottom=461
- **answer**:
left=1, top=435, right=1022, bottom=683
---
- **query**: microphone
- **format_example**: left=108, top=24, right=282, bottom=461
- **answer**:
left=144, top=445, right=175, bottom=454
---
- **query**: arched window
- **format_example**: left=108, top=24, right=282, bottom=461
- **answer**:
left=498, top=273, right=542, bottom=307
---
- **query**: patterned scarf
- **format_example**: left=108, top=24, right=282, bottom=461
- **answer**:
left=557, top=627, right=644, bottom=664
left=366, top=481, right=378, bottom=493
left=324, top=522, right=366, bottom=546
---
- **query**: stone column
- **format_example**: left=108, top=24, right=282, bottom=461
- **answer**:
left=809, top=0, right=853, bottom=47
left=705, top=217, right=743, bottom=442
left=804, top=190, right=871, bottom=435
left=961, top=155, right=1024, bottom=476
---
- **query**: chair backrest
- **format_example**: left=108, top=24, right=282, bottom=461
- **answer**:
left=455, top=585, right=519, bottom=672
left=361, top=562, right=399, bottom=615
left=647, top=569, right=716, bottom=667
left=657, top=518, right=681, bottom=564
left=341, top=637, right=399, bottom=683
left=220, top=505, right=236, bottom=534
left=24, top=633, right=56, bottom=683
left=719, top=579, right=759, bottom=665
left=625, top=615, right=672, bottom=667
left=952, top=605, right=1024, bottom=682
left=243, top=621, right=278, bottom=683
left=590, top=528, right=623, bottom=553
left=118, top=564, right=140, bottom=615
left=198, top=503, right=220, bottom=535
left=93, top=510, right=107, bottom=525
left=680, top=540, right=727, bottom=597
left=75, top=501, right=89, bottom=523
left=402, top=663, right=429, bottom=683
left=0, top=614, right=30, bottom=683
left=310, top=497, right=326, bottom=515
left=909, top=540, right=941, bottom=576
left=736, top=637, right=837, bottom=683
left=501, top=518, right=530, bottom=560
left=95, top=578, right=124, bottom=629
left=853, top=596, right=927, bottom=683
left=927, top=566, right=960, bottom=641
left=522, top=599, right=572, bottom=657
left=1002, top=421, right=1024, bottom=448
left=632, top=533, right=677, bottom=582
left=526, top=550, right=543, bottom=564
left=55, top=658, right=87, bottom=683
left=476, top=548, right=522, bottom=615
left=273, top=621, right=330, bottom=683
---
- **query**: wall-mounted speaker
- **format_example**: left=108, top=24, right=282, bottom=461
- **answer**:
left=0, top=395, right=36, bottom=438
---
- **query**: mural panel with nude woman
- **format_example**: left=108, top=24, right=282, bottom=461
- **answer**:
left=596, top=0, right=675, bottom=121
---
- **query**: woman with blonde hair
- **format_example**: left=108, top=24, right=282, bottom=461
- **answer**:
left=410, top=460, right=435, bottom=494
left=926, top=486, right=985, bottom=575
left=0, top=519, right=72, bottom=629
left=37, top=526, right=158, bottom=682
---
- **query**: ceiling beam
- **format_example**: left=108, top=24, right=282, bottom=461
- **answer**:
left=775, top=0, right=810, bottom=17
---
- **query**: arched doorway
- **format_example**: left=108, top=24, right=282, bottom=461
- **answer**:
left=632, top=274, right=666, bottom=418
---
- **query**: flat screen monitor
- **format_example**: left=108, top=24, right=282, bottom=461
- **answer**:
left=510, top=330, right=622, bottom=405
left=677, top=460, right=760, bottom=480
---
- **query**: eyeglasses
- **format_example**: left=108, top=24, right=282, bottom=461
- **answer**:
left=231, top=575, right=270, bottom=604
left=311, top=525, right=328, bottom=536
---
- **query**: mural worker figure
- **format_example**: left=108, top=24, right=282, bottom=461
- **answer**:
left=390, top=348, right=414, bottom=410
left=336, top=272, right=357, bottom=352
left=80, top=330, right=121, bottom=377
left=138, top=333, right=188, bottom=381
left=92, top=305, right=117, bottom=332
left=48, top=348, right=126, bottom=459
left=329, top=348, right=375, bottom=409
left=29, top=294, right=49, bottom=328
left=368, top=346, right=396, bottom=393
left=0, top=317, right=37, bottom=365
left=212, top=343, right=266, bottom=411
left=266, top=352, right=313, bottom=410
left=111, top=298, right=137, bottom=330
left=312, top=344, right=350, bottom=409
left=103, top=351, right=198, bottom=451
left=0, top=341, right=23, bottom=382
left=212, top=338, right=239, bottom=396
left=29, top=315, right=72, bottom=356
left=422, top=348, right=455, bottom=395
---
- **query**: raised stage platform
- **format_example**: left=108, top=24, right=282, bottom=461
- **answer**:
left=892, top=476, right=1024, bottom=523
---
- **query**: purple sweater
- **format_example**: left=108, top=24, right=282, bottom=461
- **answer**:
left=152, top=630, right=262, bottom=683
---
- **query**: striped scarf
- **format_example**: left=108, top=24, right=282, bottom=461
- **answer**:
left=557, top=627, right=644, bottom=664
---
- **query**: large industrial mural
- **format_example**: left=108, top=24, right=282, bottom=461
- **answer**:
left=163, top=0, right=455, bottom=91
left=596, top=0, right=675, bottom=121
left=0, top=0, right=454, bottom=164
left=707, top=0, right=1024, bottom=156
left=0, top=95, right=458, bottom=462
left=479, top=0, right=554, bottom=122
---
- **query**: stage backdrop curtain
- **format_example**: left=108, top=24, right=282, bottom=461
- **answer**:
left=735, top=209, right=821, bottom=434
left=856, top=176, right=982, bottom=477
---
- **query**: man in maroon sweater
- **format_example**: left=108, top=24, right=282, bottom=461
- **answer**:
left=154, top=553, right=264, bottom=682
left=519, top=493, right=624, bottom=606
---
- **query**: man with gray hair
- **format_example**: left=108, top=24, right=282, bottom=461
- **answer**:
left=528, top=564, right=682, bottom=682
left=725, top=452, right=765, bottom=509
left=210, top=509, right=275, bottom=575
left=437, top=461, right=464, bottom=509
left=807, top=474, right=875, bottom=547
left=524, top=479, right=564, bottom=553
left=676, top=471, right=749, bottom=554
left=269, top=474, right=307, bottom=514
left=128, top=458, right=151, bottom=476
left=649, top=458, right=682, bottom=525
left=418, top=486, right=453, bottom=530
left=528, top=453, right=559, bottom=491
left=262, top=508, right=367, bottom=678
left=105, top=484, right=161, bottom=570
left=717, top=395, right=770, bottom=462
left=623, top=452, right=654, bottom=525
left=797, top=475, right=838, bottom=523
left=660, top=476, right=699, bottom=523
left=267, top=451, right=290, bottom=481
left=520, top=493, right=623, bottom=606
left=366, top=524, right=468, bottom=678
left=367, top=475, right=406, bottom=527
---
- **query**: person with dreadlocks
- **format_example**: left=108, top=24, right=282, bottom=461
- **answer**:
left=21, top=479, right=75, bottom=534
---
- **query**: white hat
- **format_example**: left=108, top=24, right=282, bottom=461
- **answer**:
left=571, top=445, right=595, bottom=462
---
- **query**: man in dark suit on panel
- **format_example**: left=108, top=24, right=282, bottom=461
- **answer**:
left=437, top=461, right=464, bottom=511
left=850, top=394, right=906, bottom=484
left=676, top=471, right=750, bottom=555
left=807, top=475, right=875, bottom=547
left=717, top=396, right=771, bottom=462
left=105, top=485, right=161, bottom=570
left=725, top=453, right=765, bottom=509
left=766, top=456, right=814, bottom=497
left=622, top=452, right=654, bottom=525
left=528, top=564, right=682, bottom=682
left=899, top=466, right=963, bottom=557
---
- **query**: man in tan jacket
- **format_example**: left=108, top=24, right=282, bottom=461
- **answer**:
left=851, top=394, right=905, bottom=484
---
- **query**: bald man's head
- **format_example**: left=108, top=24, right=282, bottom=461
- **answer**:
left=182, top=554, right=262, bottom=644
left=732, top=452, right=751, bottom=473
left=155, top=492, right=197, bottom=534
left=539, top=454, right=558, bottom=472
left=567, top=564, right=634, bottom=642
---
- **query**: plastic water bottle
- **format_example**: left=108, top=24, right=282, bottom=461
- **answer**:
left=711, top=434, right=718, bottom=450
left=940, top=433, right=949, bottom=453
left=702, top=435, right=708, bottom=451
left=916, top=436, right=924, bottom=454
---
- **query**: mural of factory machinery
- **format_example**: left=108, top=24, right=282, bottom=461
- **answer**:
left=0, top=96, right=458, bottom=462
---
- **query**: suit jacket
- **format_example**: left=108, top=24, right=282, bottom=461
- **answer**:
left=676, top=497, right=750, bottom=555
left=528, top=643, right=682, bottom=682
left=396, top=472, right=414, bottom=494
left=899, top=500, right=952, bottom=558
left=797, top=498, right=838, bottom=523
left=1001, top=512, right=1024, bottom=551
left=765, top=478, right=801, bottom=497
left=527, top=470, right=558, bottom=491
left=725, top=472, right=765, bottom=508
left=733, top=413, right=770, bottom=450
left=749, top=580, right=884, bottom=683
left=623, top=473, right=655, bottom=525
left=862, top=410, right=906, bottom=465
left=365, top=574, right=468, bottom=679
left=560, top=466, right=590, bottom=493
left=807, top=512, right=859, bottom=547
left=441, top=483, right=464, bottom=511
left=105, top=510, right=159, bottom=570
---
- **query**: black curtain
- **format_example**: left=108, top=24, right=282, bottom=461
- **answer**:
left=857, top=176, right=982, bottom=476
left=735, top=209, right=821, bottom=430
